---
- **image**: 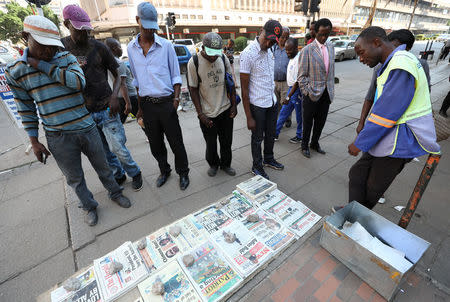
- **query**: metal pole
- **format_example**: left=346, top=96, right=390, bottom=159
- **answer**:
left=407, top=0, right=418, bottom=30
left=398, top=154, right=441, bottom=229
left=166, top=24, right=170, bottom=40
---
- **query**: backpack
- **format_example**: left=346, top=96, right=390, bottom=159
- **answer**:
left=190, top=53, right=241, bottom=105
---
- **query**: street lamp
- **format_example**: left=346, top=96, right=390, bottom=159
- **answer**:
left=26, top=0, right=52, bottom=16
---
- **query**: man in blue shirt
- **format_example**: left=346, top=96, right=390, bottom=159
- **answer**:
left=273, top=27, right=291, bottom=127
left=127, top=2, right=190, bottom=190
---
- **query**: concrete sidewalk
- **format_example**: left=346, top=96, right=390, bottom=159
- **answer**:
left=0, top=60, right=449, bottom=302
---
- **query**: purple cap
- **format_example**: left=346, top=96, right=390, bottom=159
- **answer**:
left=63, top=5, right=93, bottom=30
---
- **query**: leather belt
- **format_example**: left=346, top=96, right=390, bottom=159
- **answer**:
left=142, top=95, right=173, bottom=104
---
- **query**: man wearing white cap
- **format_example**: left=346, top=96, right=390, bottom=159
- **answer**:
left=5, top=15, right=131, bottom=226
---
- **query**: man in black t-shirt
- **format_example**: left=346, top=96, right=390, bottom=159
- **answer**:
left=62, top=5, right=143, bottom=191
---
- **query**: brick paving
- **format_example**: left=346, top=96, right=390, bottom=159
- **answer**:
left=239, top=232, right=450, bottom=302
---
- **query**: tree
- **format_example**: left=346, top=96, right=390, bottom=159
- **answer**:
left=0, top=1, right=60, bottom=44
left=234, top=36, right=248, bottom=52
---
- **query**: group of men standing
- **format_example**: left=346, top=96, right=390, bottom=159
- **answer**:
left=5, top=1, right=440, bottom=227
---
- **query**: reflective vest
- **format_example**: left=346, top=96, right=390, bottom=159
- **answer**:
left=369, top=50, right=440, bottom=156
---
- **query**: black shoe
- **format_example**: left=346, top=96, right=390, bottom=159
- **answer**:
left=111, top=194, right=131, bottom=208
left=285, top=120, right=292, bottom=128
left=156, top=172, right=170, bottom=188
left=85, top=209, right=98, bottom=226
left=302, top=148, right=311, bottom=158
left=289, top=136, right=302, bottom=144
left=180, top=175, right=190, bottom=190
left=115, top=174, right=126, bottom=185
left=207, top=166, right=218, bottom=177
left=251, top=166, right=269, bottom=179
left=263, top=159, right=284, bottom=170
left=439, top=110, right=448, bottom=118
left=311, top=144, right=326, bottom=154
left=274, top=135, right=279, bottom=141
left=132, top=172, right=143, bottom=191
left=221, top=166, right=236, bottom=176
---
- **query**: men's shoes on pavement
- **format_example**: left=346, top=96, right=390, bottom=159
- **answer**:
left=156, top=172, right=170, bottom=187
left=111, top=194, right=131, bottom=208
left=263, top=159, right=284, bottom=170
left=302, top=148, right=311, bottom=158
left=285, top=120, right=292, bottom=128
left=115, top=174, right=126, bottom=185
left=252, top=166, right=269, bottom=180
left=85, top=209, right=98, bottom=226
left=132, top=172, right=143, bottom=191
left=222, top=166, right=236, bottom=176
left=180, top=175, right=190, bottom=190
left=311, top=144, right=326, bottom=154
left=289, top=136, right=302, bottom=144
left=274, top=135, right=279, bottom=141
left=207, top=166, right=218, bottom=177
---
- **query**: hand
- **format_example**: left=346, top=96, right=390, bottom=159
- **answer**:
left=31, top=141, right=51, bottom=163
left=124, top=102, right=131, bottom=116
left=136, top=108, right=143, bottom=120
left=247, top=116, right=256, bottom=131
left=348, top=142, right=361, bottom=156
left=27, top=57, right=39, bottom=69
left=230, top=105, right=237, bottom=118
left=356, top=122, right=364, bottom=134
left=109, top=96, right=120, bottom=117
left=173, top=98, right=180, bottom=110
left=199, top=113, right=213, bottom=128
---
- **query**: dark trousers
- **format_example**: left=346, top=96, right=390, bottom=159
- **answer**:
left=440, top=90, right=450, bottom=113
left=302, top=89, right=331, bottom=149
left=46, top=126, right=122, bottom=211
left=250, top=103, right=278, bottom=169
left=199, top=108, right=234, bottom=168
left=142, top=100, right=189, bottom=176
left=118, top=95, right=139, bottom=124
left=348, top=152, right=412, bottom=209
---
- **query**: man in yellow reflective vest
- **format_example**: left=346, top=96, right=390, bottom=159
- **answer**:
left=345, top=26, right=440, bottom=210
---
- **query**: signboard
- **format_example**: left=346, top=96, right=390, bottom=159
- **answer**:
left=239, top=28, right=247, bottom=33
left=0, top=67, right=23, bottom=128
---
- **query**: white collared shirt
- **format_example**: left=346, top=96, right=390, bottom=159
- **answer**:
left=286, top=52, right=300, bottom=87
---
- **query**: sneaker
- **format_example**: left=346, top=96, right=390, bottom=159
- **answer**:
left=132, top=172, right=143, bottom=191
left=274, top=135, right=279, bottom=141
left=115, top=174, right=126, bottom=185
left=263, top=159, right=284, bottom=170
left=221, top=166, right=236, bottom=176
left=251, top=166, right=269, bottom=180
left=289, top=136, right=302, bottom=144
left=111, top=194, right=131, bottom=208
left=331, top=206, right=344, bottom=214
left=207, top=166, right=218, bottom=177
left=85, top=209, right=98, bottom=226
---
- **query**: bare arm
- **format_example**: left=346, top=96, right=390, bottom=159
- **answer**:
left=120, top=77, right=131, bottom=115
left=173, top=83, right=181, bottom=109
left=108, top=68, right=121, bottom=116
left=240, top=72, right=255, bottom=131
left=356, top=99, right=373, bottom=134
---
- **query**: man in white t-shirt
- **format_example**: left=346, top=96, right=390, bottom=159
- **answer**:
left=188, top=32, right=238, bottom=177
left=275, top=38, right=303, bottom=144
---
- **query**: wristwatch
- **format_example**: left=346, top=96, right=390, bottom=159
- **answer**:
left=285, top=96, right=290, bottom=101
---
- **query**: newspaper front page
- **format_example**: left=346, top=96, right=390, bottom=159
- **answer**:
left=236, top=176, right=277, bottom=200
left=193, top=205, right=233, bottom=234
left=51, top=267, right=102, bottom=302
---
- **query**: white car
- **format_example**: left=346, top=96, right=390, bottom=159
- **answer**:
left=173, top=39, right=196, bottom=55
left=334, top=40, right=357, bottom=62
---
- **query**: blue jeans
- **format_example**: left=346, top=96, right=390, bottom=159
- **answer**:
left=46, top=126, right=123, bottom=211
left=91, top=110, right=141, bottom=179
left=276, top=87, right=303, bottom=138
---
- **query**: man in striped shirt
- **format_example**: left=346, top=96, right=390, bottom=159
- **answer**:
left=5, top=15, right=131, bottom=226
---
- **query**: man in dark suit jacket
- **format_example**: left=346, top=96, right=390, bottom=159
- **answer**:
left=298, top=18, right=335, bottom=158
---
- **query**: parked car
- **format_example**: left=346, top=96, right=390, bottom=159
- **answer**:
left=334, top=40, right=357, bottom=61
left=0, top=45, right=19, bottom=66
left=436, top=34, right=450, bottom=42
left=327, top=35, right=350, bottom=43
left=174, top=44, right=192, bottom=74
left=194, top=41, right=202, bottom=53
left=350, top=34, right=358, bottom=41
left=173, top=39, right=196, bottom=55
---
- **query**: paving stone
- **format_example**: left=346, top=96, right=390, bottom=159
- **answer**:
left=271, top=278, right=300, bottom=302
left=293, top=277, right=321, bottom=302
left=269, top=259, right=298, bottom=286
left=241, top=278, right=275, bottom=302
left=332, top=263, right=351, bottom=281
left=314, top=276, right=341, bottom=302
left=336, top=273, right=363, bottom=301
left=356, top=283, right=374, bottom=301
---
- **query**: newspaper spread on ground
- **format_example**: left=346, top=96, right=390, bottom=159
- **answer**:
left=136, top=229, right=184, bottom=274
left=219, top=191, right=255, bottom=220
left=166, top=215, right=209, bottom=252
left=51, top=267, right=102, bottom=302
left=93, top=241, right=148, bottom=302
left=211, top=220, right=273, bottom=276
left=193, top=205, right=233, bottom=234
left=138, top=261, right=202, bottom=302
left=258, top=191, right=321, bottom=237
left=236, top=176, right=277, bottom=200
left=241, top=208, right=296, bottom=253
left=178, top=241, right=243, bottom=302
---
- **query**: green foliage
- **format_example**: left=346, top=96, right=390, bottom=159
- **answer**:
left=234, top=36, right=248, bottom=52
left=0, top=1, right=60, bottom=44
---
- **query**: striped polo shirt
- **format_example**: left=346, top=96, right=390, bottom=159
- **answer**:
left=5, top=49, right=94, bottom=137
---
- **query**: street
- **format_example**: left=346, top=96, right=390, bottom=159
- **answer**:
left=0, top=47, right=449, bottom=302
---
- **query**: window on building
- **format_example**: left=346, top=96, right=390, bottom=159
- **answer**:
left=212, top=15, right=217, bottom=20
left=249, top=17, right=252, bottom=21
left=182, top=14, right=188, bottom=19
left=259, top=17, right=263, bottom=21
left=287, top=18, right=290, bottom=22
left=190, top=15, right=196, bottom=19
left=175, top=14, right=180, bottom=19
left=225, top=16, right=230, bottom=20
left=198, top=15, right=203, bottom=19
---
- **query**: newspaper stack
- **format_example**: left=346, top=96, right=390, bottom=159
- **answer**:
left=236, top=176, right=277, bottom=200
left=51, top=267, right=101, bottom=302
left=256, top=189, right=321, bottom=237
left=138, top=261, right=202, bottom=302
left=166, top=215, right=209, bottom=251
left=93, top=241, right=149, bottom=302
left=211, top=220, right=273, bottom=276
left=178, top=241, right=243, bottom=302
left=219, top=191, right=255, bottom=220
left=193, top=205, right=234, bottom=234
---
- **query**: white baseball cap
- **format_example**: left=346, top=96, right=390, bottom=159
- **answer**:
left=23, top=15, right=64, bottom=48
